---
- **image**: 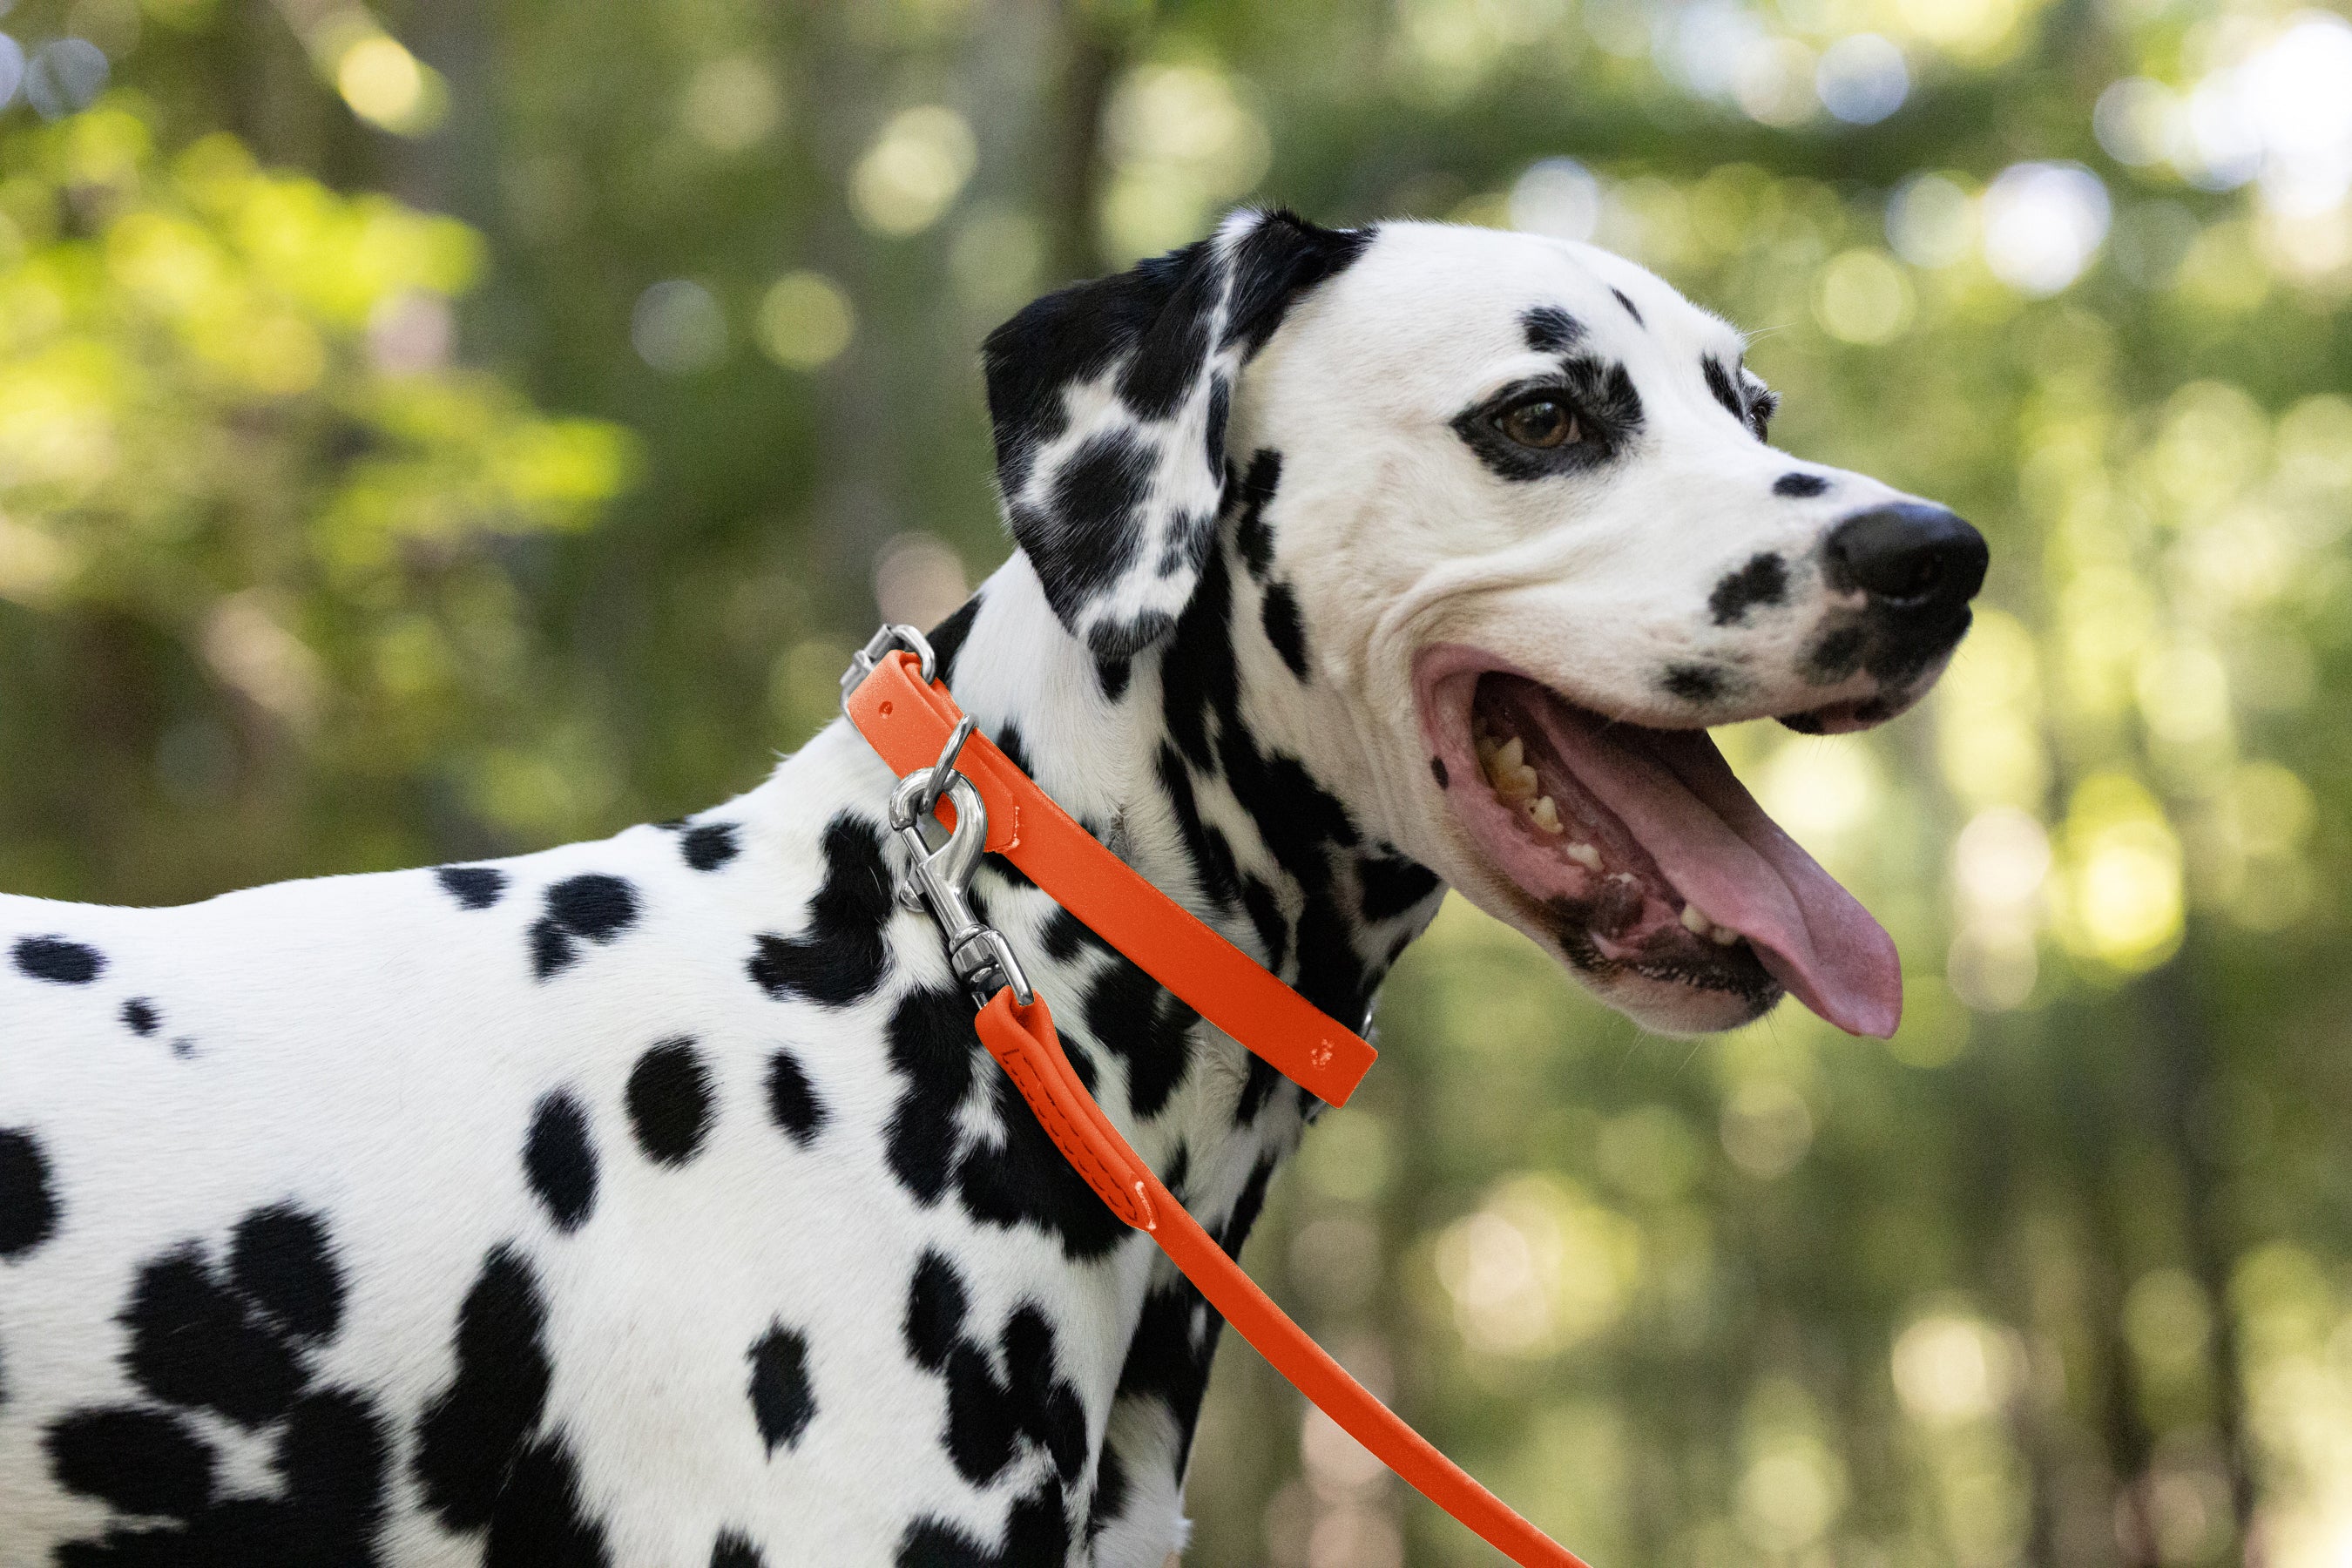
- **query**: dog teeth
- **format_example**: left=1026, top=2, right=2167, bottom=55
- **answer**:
left=1528, top=795, right=1564, bottom=834
left=1565, top=840, right=1600, bottom=869
left=1680, top=900, right=1742, bottom=945
left=1478, top=733, right=1539, bottom=803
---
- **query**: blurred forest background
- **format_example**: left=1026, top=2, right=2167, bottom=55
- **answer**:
left=1, top=0, right=2349, bottom=1564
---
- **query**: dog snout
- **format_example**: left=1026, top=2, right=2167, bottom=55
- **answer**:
left=1823, top=503, right=1987, bottom=618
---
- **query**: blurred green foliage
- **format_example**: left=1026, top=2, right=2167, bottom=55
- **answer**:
left=3, top=0, right=2350, bottom=1565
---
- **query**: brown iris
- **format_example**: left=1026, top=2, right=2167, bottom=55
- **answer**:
left=1497, top=397, right=1578, bottom=449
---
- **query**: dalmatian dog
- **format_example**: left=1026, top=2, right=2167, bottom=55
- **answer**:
left=0, top=210, right=1984, bottom=1566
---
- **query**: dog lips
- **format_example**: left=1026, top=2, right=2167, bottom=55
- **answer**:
left=1531, top=700, right=1903, bottom=1037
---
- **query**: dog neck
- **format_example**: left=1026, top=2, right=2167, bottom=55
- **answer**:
left=929, top=543, right=1445, bottom=1044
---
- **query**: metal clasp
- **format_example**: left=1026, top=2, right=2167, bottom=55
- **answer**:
left=841, top=623, right=937, bottom=714
left=887, top=729, right=1034, bottom=1010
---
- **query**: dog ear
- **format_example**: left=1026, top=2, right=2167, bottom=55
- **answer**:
left=982, top=209, right=1369, bottom=663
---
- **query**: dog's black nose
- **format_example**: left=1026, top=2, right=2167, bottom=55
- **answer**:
left=1824, top=503, right=1987, bottom=613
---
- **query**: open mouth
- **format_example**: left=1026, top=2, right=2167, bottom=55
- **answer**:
left=1416, top=645, right=1902, bottom=1037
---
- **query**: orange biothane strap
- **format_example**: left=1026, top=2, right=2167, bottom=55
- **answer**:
left=845, top=650, right=1375, bottom=1106
left=977, top=992, right=1590, bottom=1568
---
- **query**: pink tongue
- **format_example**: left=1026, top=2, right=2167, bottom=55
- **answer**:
left=1537, top=706, right=1903, bottom=1037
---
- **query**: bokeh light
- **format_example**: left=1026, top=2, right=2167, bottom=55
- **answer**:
left=631, top=279, right=726, bottom=375
left=754, top=272, right=854, bottom=370
left=850, top=105, right=977, bottom=238
left=25, top=37, right=106, bottom=119
left=1815, top=34, right=1909, bottom=125
left=1981, top=161, right=2110, bottom=294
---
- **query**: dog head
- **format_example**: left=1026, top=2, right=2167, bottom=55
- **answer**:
left=983, top=213, right=1985, bottom=1039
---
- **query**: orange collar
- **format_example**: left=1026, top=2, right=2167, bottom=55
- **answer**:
left=845, top=636, right=1589, bottom=1568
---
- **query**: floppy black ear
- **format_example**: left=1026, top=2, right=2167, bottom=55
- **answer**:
left=982, top=209, right=1370, bottom=662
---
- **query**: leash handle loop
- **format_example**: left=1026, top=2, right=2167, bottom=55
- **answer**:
left=972, top=990, right=1590, bottom=1568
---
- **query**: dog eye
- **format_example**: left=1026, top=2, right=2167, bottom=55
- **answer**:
left=1497, top=398, right=1579, bottom=449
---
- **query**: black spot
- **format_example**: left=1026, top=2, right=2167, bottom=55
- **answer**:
left=749, top=814, right=894, bottom=1006
left=1260, top=581, right=1310, bottom=679
left=531, top=921, right=575, bottom=981
left=1664, top=664, right=1726, bottom=703
left=1521, top=304, right=1585, bottom=353
left=1774, top=471, right=1830, bottom=498
left=1028, top=429, right=1153, bottom=629
left=1094, top=652, right=1132, bottom=701
left=627, top=1039, right=714, bottom=1167
left=1220, top=210, right=1373, bottom=356
left=1236, top=1054, right=1285, bottom=1125
left=50, top=1389, right=389, bottom=1562
left=1779, top=710, right=1828, bottom=735
left=1612, top=287, right=1644, bottom=325
left=1240, top=875, right=1288, bottom=977
left=1156, top=743, right=1240, bottom=911
left=1233, top=449, right=1282, bottom=581
left=896, top=1479, right=1071, bottom=1568
left=683, top=822, right=741, bottom=871
left=1710, top=552, right=1789, bottom=625
left=413, top=1247, right=554, bottom=1531
left=547, top=873, right=636, bottom=938
left=747, top=1322, right=815, bottom=1454
left=122, top=1249, right=307, bottom=1427
left=46, top=1407, right=216, bottom=1517
left=883, top=987, right=979, bottom=1206
left=1809, top=623, right=1869, bottom=681
left=1109, top=1282, right=1213, bottom=1465
left=1080, top=957, right=1199, bottom=1120
left=484, top=1436, right=610, bottom=1567
left=1221, top=1156, right=1280, bottom=1260
left=713, top=1532, right=768, bottom=1568
left=883, top=982, right=1129, bottom=1258
left=1429, top=755, right=1450, bottom=788
left=436, top=866, right=508, bottom=910
left=1204, top=376, right=1231, bottom=478
left=229, top=1206, right=344, bottom=1341
left=13, top=935, right=102, bottom=984
left=121, top=997, right=159, bottom=1037
left=275, top=1388, right=391, bottom=1531
left=1702, top=354, right=1746, bottom=422
left=1085, top=1440, right=1129, bottom=1546
left=935, top=1301, right=1085, bottom=1488
left=764, top=1048, right=828, bottom=1147
left=530, top=874, right=640, bottom=980
left=1359, top=851, right=1441, bottom=923
left=928, top=595, right=982, bottom=688
left=956, top=1062, right=1129, bottom=1259
left=525, top=1092, right=598, bottom=1232
left=51, top=1207, right=391, bottom=1564
left=903, top=1250, right=970, bottom=1374
left=0, top=1128, right=59, bottom=1260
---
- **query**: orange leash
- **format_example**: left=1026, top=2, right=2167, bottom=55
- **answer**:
left=843, top=633, right=1589, bottom=1568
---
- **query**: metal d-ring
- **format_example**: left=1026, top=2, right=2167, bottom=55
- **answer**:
left=840, top=622, right=937, bottom=713
left=923, top=715, right=978, bottom=817
left=888, top=767, right=1034, bottom=1008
